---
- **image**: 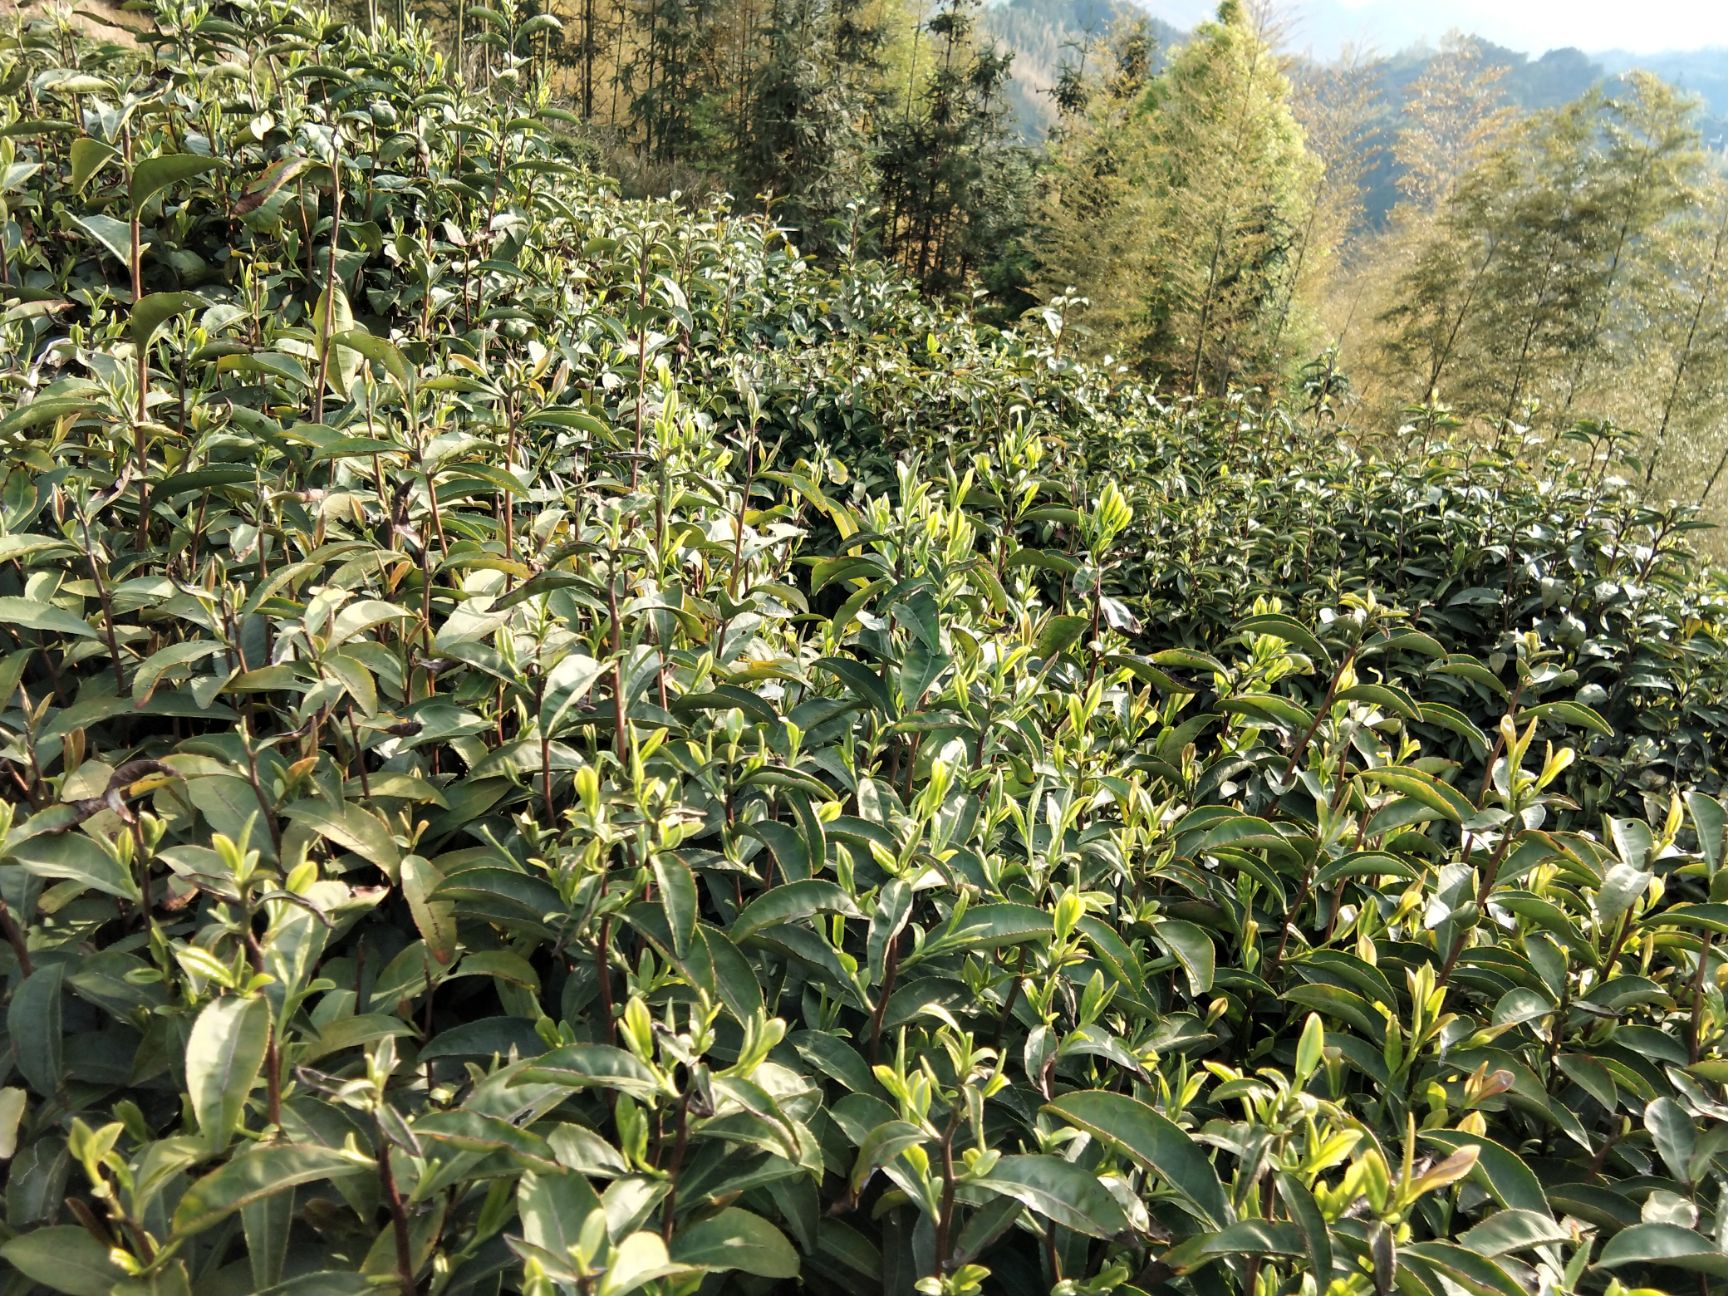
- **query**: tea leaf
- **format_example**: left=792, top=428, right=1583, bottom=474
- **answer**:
left=186, top=995, right=270, bottom=1150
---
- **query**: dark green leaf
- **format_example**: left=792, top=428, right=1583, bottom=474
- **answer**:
left=1596, top=1222, right=1728, bottom=1276
left=6, top=964, right=63, bottom=1098
left=174, top=1144, right=369, bottom=1235
left=671, top=1207, right=800, bottom=1278
left=1044, top=1090, right=1228, bottom=1226
left=131, top=153, right=222, bottom=210
left=964, top=1153, right=1129, bottom=1238
left=0, top=1227, right=127, bottom=1295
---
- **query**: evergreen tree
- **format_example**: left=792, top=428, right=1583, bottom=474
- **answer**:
left=877, top=0, right=1029, bottom=295
left=572, top=0, right=606, bottom=116
left=1340, top=34, right=1518, bottom=415
left=739, top=0, right=883, bottom=242
left=1032, top=1, right=1320, bottom=390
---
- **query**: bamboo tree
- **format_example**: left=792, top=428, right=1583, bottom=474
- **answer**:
left=1487, top=98, right=1603, bottom=436
left=1647, top=190, right=1728, bottom=487
left=1274, top=44, right=1381, bottom=355
left=1374, top=146, right=1513, bottom=410
left=1557, top=73, right=1704, bottom=423
left=1393, top=33, right=1517, bottom=213
left=1135, top=0, right=1317, bottom=392
left=875, top=0, right=1023, bottom=294
left=1029, top=18, right=1156, bottom=352
left=581, top=0, right=599, bottom=115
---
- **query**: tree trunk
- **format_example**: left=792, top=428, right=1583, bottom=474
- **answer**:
left=1647, top=200, right=1728, bottom=487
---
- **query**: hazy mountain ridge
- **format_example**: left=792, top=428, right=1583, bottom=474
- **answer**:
left=1595, top=47, right=1728, bottom=122
left=1272, top=0, right=1728, bottom=75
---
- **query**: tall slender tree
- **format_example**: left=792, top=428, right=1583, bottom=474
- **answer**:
left=1373, top=78, right=1712, bottom=443
left=1029, top=17, right=1156, bottom=352
left=739, top=0, right=883, bottom=240
left=1394, top=33, right=1518, bottom=213
left=1277, top=45, right=1381, bottom=357
left=876, top=0, right=1026, bottom=294
left=1557, top=72, right=1705, bottom=422
left=1137, top=0, right=1318, bottom=392
left=1644, top=178, right=1728, bottom=489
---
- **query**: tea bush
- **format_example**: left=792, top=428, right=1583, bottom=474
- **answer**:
left=2, top=6, right=1728, bottom=1296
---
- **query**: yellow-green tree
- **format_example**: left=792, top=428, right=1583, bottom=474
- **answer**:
left=1372, top=75, right=1708, bottom=446
left=1041, top=1, right=1320, bottom=393
left=1152, top=1, right=1318, bottom=392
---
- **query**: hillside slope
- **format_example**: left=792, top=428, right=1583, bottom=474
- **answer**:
left=982, top=0, right=1180, bottom=137
left=2, top=6, right=1728, bottom=1296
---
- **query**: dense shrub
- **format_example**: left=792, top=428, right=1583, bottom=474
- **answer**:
left=2, top=6, right=1728, bottom=1296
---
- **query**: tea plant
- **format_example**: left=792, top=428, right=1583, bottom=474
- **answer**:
left=1, top=6, right=1727, bottom=1296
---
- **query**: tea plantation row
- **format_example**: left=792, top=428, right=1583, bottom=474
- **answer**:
left=1, top=5, right=1727, bottom=1295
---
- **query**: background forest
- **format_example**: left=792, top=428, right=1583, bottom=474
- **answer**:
left=335, top=0, right=1728, bottom=535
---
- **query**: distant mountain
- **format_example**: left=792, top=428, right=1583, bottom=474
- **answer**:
left=1254, top=0, right=1728, bottom=65
left=1274, top=0, right=1438, bottom=58
left=984, top=3, right=1621, bottom=143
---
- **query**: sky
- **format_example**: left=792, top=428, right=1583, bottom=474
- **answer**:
left=1152, top=0, right=1728, bottom=56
